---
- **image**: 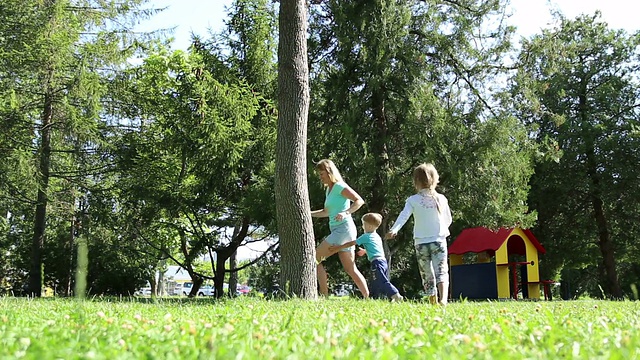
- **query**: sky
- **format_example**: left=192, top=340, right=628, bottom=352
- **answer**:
left=133, top=0, right=637, bottom=260
left=136, top=0, right=638, bottom=52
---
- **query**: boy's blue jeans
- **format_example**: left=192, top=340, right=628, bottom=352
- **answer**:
left=370, top=258, right=399, bottom=299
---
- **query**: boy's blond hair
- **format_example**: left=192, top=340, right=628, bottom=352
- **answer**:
left=362, top=213, right=383, bottom=228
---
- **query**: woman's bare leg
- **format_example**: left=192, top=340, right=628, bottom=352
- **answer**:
left=316, top=241, right=332, bottom=296
left=338, top=250, right=369, bottom=298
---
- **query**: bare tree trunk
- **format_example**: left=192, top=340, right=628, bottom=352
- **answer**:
left=149, top=275, right=157, bottom=297
left=157, top=259, right=166, bottom=296
left=65, top=214, right=75, bottom=297
left=29, top=92, right=54, bottom=297
left=579, top=87, right=623, bottom=299
left=370, top=92, right=392, bottom=266
left=275, top=0, right=316, bottom=299
left=587, top=149, right=623, bottom=299
left=229, top=250, right=238, bottom=298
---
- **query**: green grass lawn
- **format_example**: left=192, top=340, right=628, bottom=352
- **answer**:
left=1, top=297, right=639, bottom=359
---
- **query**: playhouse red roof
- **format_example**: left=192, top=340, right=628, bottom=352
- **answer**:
left=448, top=227, right=546, bottom=255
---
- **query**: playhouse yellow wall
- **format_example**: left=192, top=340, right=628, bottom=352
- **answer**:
left=450, top=254, right=463, bottom=266
left=495, top=228, right=542, bottom=299
left=495, top=242, right=510, bottom=298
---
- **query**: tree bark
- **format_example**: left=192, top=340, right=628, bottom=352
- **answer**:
left=275, top=0, right=316, bottom=299
left=213, top=217, right=250, bottom=298
left=229, top=250, right=238, bottom=298
left=29, top=92, right=53, bottom=297
left=579, top=85, right=623, bottom=299
left=587, top=147, right=623, bottom=299
left=370, top=91, right=393, bottom=266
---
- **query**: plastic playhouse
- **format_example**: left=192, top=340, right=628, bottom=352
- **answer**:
left=448, top=227, right=553, bottom=300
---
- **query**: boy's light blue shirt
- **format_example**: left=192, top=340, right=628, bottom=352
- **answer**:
left=356, top=232, right=385, bottom=261
left=325, top=182, right=350, bottom=227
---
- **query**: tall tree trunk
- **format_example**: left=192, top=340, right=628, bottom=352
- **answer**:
left=229, top=250, right=238, bottom=298
left=149, top=274, right=157, bottom=297
left=29, top=92, right=53, bottom=297
left=578, top=84, right=623, bottom=299
left=224, top=222, right=240, bottom=298
left=157, top=259, right=166, bottom=296
left=587, top=148, right=623, bottom=299
left=275, top=0, right=316, bottom=299
left=370, top=91, right=392, bottom=266
left=65, top=214, right=75, bottom=297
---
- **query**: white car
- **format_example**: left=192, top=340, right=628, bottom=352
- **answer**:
left=174, top=282, right=193, bottom=296
left=197, top=285, right=215, bottom=296
left=134, top=287, right=152, bottom=296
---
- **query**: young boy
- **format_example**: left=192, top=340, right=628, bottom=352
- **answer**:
left=329, top=213, right=403, bottom=301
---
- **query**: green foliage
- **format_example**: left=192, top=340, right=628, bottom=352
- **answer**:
left=111, top=0, right=279, bottom=294
left=307, top=0, right=536, bottom=289
left=0, top=0, right=161, bottom=295
left=1, top=298, right=640, bottom=358
left=512, top=12, right=640, bottom=297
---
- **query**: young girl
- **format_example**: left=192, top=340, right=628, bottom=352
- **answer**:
left=386, top=163, right=452, bottom=305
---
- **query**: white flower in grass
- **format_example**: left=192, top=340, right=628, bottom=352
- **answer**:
left=19, top=338, right=31, bottom=347
left=118, top=339, right=126, bottom=347
left=453, top=334, right=471, bottom=344
left=164, top=313, right=172, bottom=321
left=133, top=314, right=142, bottom=321
left=378, top=329, right=393, bottom=344
left=96, top=311, right=106, bottom=318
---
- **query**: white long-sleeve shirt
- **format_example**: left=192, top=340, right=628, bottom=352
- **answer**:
left=389, top=190, right=452, bottom=245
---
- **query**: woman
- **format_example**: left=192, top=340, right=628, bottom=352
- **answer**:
left=311, top=159, right=369, bottom=298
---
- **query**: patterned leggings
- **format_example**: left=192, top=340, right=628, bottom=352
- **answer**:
left=415, top=241, right=449, bottom=296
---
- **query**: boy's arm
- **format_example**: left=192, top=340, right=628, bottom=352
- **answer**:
left=328, top=241, right=356, bottom=254
left=311, top=208, right=329, bottom=218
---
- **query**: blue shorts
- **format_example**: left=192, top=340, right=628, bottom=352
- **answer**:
left=325, top=218, right=357, bottom=252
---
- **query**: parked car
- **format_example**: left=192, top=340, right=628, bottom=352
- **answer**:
left=197, top=285, right=215, bottom=296
left=333, top=284, right=354, bottom=297
left=236, top=285, right=251, bottom=295
left=134, top=287, right=152, bottom=296
left=173, top=282, right=193, bottom=296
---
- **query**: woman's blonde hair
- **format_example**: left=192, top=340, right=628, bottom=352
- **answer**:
left=315, top=159, right=344, bottom=185
left=413, top=163, right=441, bottom=213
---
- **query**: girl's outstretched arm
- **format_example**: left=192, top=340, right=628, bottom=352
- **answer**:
left=386, top=199, right=413, bottom=238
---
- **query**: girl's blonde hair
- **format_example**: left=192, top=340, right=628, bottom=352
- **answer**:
left=413, top=163, right=441, bottom=213
left=315, top=159, right=344, bottom=185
